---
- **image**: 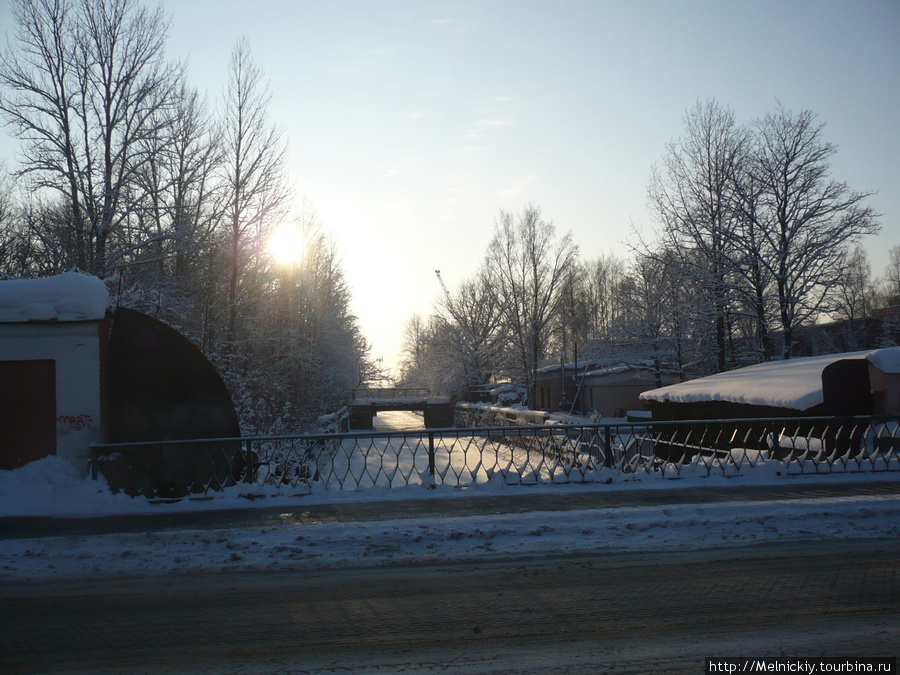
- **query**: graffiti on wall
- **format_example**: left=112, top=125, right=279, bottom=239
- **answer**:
left=57, top=414, right=96, bottom=432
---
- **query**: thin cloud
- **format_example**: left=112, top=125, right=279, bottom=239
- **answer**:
left=498, top=174, right=540, bottom=199
left=467, top=116, right=511, bottom=139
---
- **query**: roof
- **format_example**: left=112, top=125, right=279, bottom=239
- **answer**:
left=538, top=361, right=663, bottom=379
left=0, top=272, right=109, bottom=323
left=639, top=348, right=900, bottom=411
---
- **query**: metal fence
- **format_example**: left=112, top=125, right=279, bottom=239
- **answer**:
left=90, top=415, right=900, bottom=499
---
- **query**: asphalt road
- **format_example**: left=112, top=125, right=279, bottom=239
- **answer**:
left=2, top=538, right=898, bottom=674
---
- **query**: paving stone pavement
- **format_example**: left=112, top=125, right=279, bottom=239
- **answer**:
left=1, top=539, right=898, bottom=674
left=2, top=478, right=898, bottom=673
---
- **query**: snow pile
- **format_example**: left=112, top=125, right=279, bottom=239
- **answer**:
left=0, top=456, right=148, bottom=517
left=1, top=493, right=898, bottom=581
left=1, top=455, right=899, bottom=581
left=868, top=347, right=900, bottom=374
left=0, top=271, right=109, bottom=322
left=640, top=348, right=900, bottom=410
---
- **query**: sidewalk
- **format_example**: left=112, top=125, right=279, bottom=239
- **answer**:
left=3, top=478, right=899, bottom=540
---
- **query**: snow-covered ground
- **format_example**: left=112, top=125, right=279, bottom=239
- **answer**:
left=2, top=440, right=899, bottom=582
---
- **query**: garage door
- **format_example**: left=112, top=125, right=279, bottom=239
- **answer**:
left=0, top=360, right=57, bottom=470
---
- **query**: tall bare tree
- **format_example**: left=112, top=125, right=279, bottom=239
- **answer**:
left=0, top=0, right=86, bottom=266
left=399, top=313, right=429, bottom=383
left=583, top=252, right=627, bottom=343
left=0, top=0, right=178, bottom=274
left=876, top=245, right=900, bottom=308
left=830, top=246, right=874, bottom=349
left=747, top=104, right=880, bottom=358
left=487, top=204, right=578, bottom=404
left=431, top=266, right=505, bottom=391
left=648, top=99, right=748, bottom=372
left=219, top=36, right=290, bottom=338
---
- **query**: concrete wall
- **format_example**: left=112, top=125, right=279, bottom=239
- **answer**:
left=0, top=321, right=104, bottom=470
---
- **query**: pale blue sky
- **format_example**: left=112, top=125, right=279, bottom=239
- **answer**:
left=2, top=0, right=898, bottom=369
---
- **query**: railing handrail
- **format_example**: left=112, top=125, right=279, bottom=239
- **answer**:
left=88, top=414, right=898, bottom=451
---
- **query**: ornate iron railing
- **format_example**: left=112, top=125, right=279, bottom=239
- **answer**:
left=90, top=415, right=900, bottom=499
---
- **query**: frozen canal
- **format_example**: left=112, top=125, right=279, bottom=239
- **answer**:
left=315, top=409, right=568, bottom=491
left=370, top=409, right=426, bottom=432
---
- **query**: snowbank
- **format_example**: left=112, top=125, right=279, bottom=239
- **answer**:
left=1, top=476, right=898, bottom=581
left=0, top=271, right=109, bottom=322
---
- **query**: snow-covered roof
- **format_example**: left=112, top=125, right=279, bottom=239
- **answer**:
left=0, top=272, right=109, bottom=323
left=537, top=360, right=602, bottom=374
left=639, top=348, right=900, bottom=411
left=538, top=361, right=659, bottom=378
left=583, top=365, right=632, bottom=378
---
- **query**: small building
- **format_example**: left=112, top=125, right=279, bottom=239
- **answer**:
left=638, top=348, right=900, bottom=462
left=0, top=273, right=241, bottom=496
left=0, top=272, right=109, bottom=470
left=639, top=348, right=900, bottom=421
left=535, top=361, right=680, bottom=417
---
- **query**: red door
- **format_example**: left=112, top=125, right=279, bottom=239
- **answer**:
left=0, top=360, right=57, bottom=470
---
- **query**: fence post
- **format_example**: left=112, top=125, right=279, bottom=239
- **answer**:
left=604, top=425, right=613, bottom=468
left=428, top=431, right=436, bottom=486
left=244, top=439, right=254, bottom=483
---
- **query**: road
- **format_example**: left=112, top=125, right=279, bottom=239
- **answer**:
left=2, top=538, right=898, bottom=674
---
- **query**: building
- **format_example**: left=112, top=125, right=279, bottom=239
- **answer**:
left=639, top=348, right=900, bottom=461
left=0, top=273, right=241, bottom=496
left=639, top=348, right=900, bottom=421
left=0, top=272, right=109, bottom=470
left=535, top=361, right=680, bottom=417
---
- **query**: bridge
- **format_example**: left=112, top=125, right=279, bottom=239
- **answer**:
left=349, top=388, right=453, bottom=429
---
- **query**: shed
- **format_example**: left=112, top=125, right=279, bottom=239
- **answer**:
left=535, top=362, right=679, bottom=416
left=639, top=348, right=900, bottom=461
left=0, top=273, right=241, bottom=496
left=0, top=272, right=109, bottom=470
left=639, top=348, right=900, bottom=421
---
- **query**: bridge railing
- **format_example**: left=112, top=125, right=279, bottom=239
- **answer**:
left=90, top=415, right=900, bottom=499
left=353, top=387, right=430, bottom=400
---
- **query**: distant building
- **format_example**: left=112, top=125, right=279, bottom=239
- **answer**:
left=535, top=361, right=680, bottom=417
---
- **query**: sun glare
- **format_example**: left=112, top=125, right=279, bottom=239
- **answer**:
left=269, top=226, right=305, bottom=265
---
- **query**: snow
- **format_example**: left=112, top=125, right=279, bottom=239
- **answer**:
left=640, top=348, right=900, bottom=410
left=0, top=271, right=109, bottom=322
left=1, top=454, right=898, bottom=581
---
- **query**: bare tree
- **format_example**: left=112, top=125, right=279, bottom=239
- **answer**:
left=487, top=204, right=578, bottom=404
left=747, top=104, right=880, bottom=358
left=729, top=166, right=775, bottom=361
left=0, top=164, right=25, bottom=275
left=619, top=248, right=698, bottom=385
left=0, top=0, right=86, bottom=266
left=583, top=252, right=627, bottom=342
left=876, top=245, right=900, bottom=308
left=219, top=36, right=290, bottom=338
left=0, top=0, right=179, bottom=275
left=648, top=99, right=748, bottom=372
left=431, top=265, right=505, bottom=391
left=830, top=246, right=874, bottom=349
left=399, top=313, right=429, bottom=383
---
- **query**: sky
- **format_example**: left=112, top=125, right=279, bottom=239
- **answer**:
left=1, top=0, right=898, bottom=372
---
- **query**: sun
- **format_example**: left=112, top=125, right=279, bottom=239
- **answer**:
left=268, top=226, right=305, bottom=265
